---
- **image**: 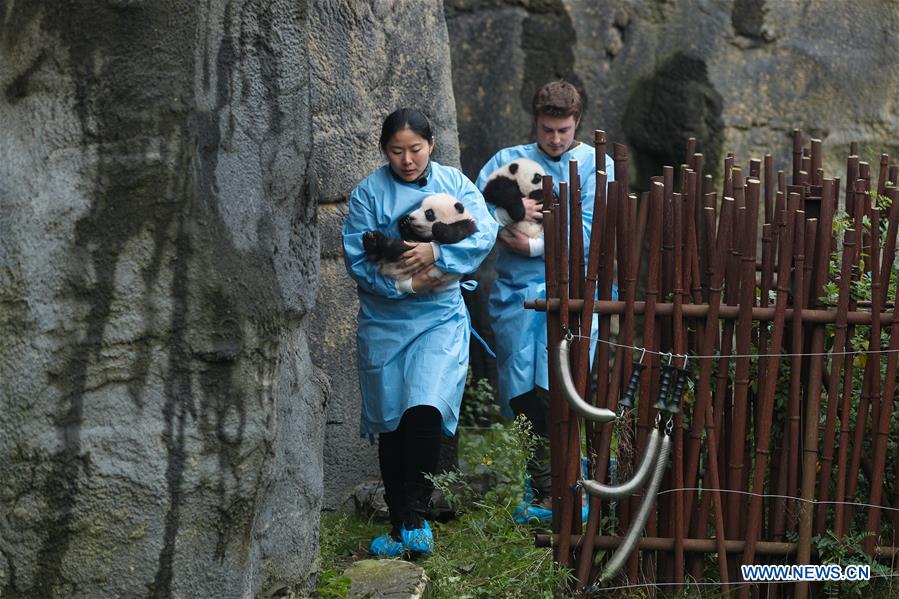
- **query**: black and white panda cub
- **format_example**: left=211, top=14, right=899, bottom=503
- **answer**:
left=482, top=158, right=546, bottom=239
left=363, top=193, right=477, bottom=290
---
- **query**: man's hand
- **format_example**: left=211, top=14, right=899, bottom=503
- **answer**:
left=498, top=225, right=532, bottom=255
left=401, top=242, right=435, bottom=275
left=522, top=198, right=545, bottom=222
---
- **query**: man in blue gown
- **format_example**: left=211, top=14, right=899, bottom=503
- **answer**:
left=476, top=81, right=614, bottom=517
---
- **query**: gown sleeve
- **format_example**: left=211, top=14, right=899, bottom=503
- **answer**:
left=342, top=183, right=407, bottom=299
left=433, top=170, right=499, bottom=275
left=475, top=152, right=504, bottom=222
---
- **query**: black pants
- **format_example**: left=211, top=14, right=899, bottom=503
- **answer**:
left=509, top=388, right=551, bottom=501
left=378, top=405, right=443, bottom=539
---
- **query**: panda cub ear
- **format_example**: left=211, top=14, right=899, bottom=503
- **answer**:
left=508, top=162, right=519, bottom=175
left=454, top=202, right=465, bottom=214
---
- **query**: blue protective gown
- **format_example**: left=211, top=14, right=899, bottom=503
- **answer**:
left=476, top=142, right=615, bottom=415
left=343, top=161, right=499, bottom=436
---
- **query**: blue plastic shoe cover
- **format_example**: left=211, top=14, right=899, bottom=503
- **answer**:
left=514, top=501, right=553, bottom=524
left=370, top=533, right=404, bottom=558
left=401, top=520, right=434, bottom=554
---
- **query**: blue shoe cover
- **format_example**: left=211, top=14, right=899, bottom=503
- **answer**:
left=370, top=534, right=404, bottom=558
left=401, top=520, right=434, bottom=554
left=514, top=501, right=553, bottom=524
left=581, top=503, right=590, bottom=523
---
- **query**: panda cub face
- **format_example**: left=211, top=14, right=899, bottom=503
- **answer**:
left=500, top=158, right=545, bottom=197
left=399, top=193, right=477, bottom=244
left=483, top=158, right=547, bottom=239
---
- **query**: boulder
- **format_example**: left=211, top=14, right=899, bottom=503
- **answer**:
left=1, top=2, right=323, bottom=596
left=0, top=1, right=461, bottom=596
left=343, top=559, right=430, bottom=599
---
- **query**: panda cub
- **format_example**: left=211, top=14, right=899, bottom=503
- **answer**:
left=482, top=158, right=546, bottom=239
left=363, top=193, right=477, bottom=291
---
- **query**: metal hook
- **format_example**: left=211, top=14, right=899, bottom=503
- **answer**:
left=639, top=347, right=647, bottom=365
left=681, top=353, right=689, bottom=369
left=665, top=352, right=674, bottom=366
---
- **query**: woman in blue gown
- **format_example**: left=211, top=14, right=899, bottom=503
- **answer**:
left=343, top=108, right=497, bottom=556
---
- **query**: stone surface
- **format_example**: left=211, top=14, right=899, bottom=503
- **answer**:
left=447, top=0, right=899, bottom=187
left=0, top=2, right=322, bottom=597
left=0, top=1, right=459, bottom=597
left=308, top=1, right=464, bottom=511
left=344, top=559, right=430, bottom=599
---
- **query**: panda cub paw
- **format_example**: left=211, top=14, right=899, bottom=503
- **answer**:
left=363, top=231, right=412, bottom=262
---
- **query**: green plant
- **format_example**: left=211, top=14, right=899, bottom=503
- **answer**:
left=424, top=416, right=572, bottom=598
left=460, top=370, right=502, bottom=427
left=812, top=530, right=896, bottom=598
left=314, top=512, right=383, bottom=599
left=315, top=570, right=352, bottom=599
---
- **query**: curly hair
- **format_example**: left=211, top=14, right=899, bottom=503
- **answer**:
left=532, top=80, right=583, bottom=121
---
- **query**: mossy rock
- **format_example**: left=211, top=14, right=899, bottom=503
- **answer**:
left=343, top=559, right=430, bottom=599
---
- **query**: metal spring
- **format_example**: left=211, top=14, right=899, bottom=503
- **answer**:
left=600, top=433, right=672, bottom=581
left=555, top=335, right=617, bottom=422
left=579, top=427, right=662, bottom=499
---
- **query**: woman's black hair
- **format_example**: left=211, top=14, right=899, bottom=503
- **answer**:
left=379, top=108, right=435, bottom=152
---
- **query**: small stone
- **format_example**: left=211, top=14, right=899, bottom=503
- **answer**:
left=352, top=479, right=390, bottom=520
left=344, top=559, right=430, bottom=599
left=614, top=10, right=630, bottom=29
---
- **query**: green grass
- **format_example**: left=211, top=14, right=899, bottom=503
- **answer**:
left=314, top=415, right=572, bottom=598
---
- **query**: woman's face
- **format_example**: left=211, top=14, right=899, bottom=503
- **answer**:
left=385, top=127, right=434, bottom=182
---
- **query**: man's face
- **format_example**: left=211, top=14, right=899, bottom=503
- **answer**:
left=536, top=114, right=579, bottom=158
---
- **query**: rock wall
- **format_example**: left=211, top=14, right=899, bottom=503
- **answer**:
left=308, top=2, right=462, bottom=511
left=447, top=0, right=899, bottom=186
left=0, top=0, right=460, bottom=596
left=0, top=2, right=320, bottom=597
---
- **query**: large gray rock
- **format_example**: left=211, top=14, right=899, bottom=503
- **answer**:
left=0, top=1, right=462, bottom=597
left=308, top=1, right=463, bottom=511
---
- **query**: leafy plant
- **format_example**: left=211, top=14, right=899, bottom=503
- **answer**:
left=460, top=370, right=503, bottom=427
left=314, top=512, right=383, bottom=599
left=812, top=530, right=896, bottom=598
left=424, top=416, right=572, bottom=598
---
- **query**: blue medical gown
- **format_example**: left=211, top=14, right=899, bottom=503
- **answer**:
left=476, top=143, right=615, bottom=415
left=343, top=162, right=499, bottom=436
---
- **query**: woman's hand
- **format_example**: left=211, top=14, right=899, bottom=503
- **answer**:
left=410, top=269, right=442, bottom=292
left=522, top=198, right=545, bottom=222
left=401, top=242, right=435, bottom=274
left=498, top=225, right=532, bottom=255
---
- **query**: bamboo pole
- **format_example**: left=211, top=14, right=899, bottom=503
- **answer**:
left=786, top=201, right=807, bottom=533
left=534, top=534, right=899, bottom=559
left=672, top=192, right=686, bottom=589
left=555, top=180, right=574, bottom=566
left=863, top=189, right=899, bottom=554
left=737, top=206, right=798, bottom=598
left=574, top=169, right=608, bottom=587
